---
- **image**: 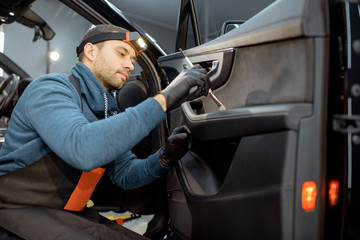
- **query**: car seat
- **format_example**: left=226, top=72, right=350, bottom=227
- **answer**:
left=116, top=80, right=153, bottom=158
left=92, top=79, right=165, bottom=214
left=116, top=80, right=148, bottom=112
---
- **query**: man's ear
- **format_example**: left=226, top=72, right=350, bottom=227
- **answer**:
left=83, top=43, right=96, bottom=62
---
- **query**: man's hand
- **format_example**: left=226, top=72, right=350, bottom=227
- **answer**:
left=159, top=125, right=191, bottom=167
left=160, top=64, right=210, bottom=111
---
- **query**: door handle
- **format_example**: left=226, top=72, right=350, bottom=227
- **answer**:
left=207, top=60, right=219, bottom=77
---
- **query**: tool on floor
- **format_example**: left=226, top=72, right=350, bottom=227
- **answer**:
left=106, top=213, right=141, bottom=225
left=179, top=48, right=226, bottom=111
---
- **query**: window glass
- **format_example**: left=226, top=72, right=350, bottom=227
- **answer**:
left=2, top=0, right=146, bottom=80
left=2, top=0, right=92, bottom=78
left=186, top=16, right=196, bottom=49
left=111, top=0, right=181, bottom=54
left=110, top=0, right=274, bottom=53
left=192, top=0, right=274, bottom=44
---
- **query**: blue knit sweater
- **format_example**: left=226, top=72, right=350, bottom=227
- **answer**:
left=0, top=62, right=168, bottom=189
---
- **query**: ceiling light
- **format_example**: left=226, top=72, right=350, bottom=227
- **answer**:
left=49, top=50, right=60, bottom=61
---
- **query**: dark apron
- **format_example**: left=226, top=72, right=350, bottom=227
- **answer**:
left=0, top=152, right=148, bottom=240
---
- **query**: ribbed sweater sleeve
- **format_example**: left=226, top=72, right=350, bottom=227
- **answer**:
left=24, top=76, right=166, bottom=171
left=106, top=149, right=169, bottom=190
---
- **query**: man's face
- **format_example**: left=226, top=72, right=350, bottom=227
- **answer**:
left=92, top=40, right=136, bottom=91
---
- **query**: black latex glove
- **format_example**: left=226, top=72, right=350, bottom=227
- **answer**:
left=159, top=125, right=192, bottom=167
left=160, top=64, right=210, bottom=111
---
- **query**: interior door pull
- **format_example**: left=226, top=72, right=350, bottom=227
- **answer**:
left=208, top=60, right=219, bottom=76
left=179, top=49, right=226, bottom=110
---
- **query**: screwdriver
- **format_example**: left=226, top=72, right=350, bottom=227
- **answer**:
left=179, top=48, right=226, bottom=110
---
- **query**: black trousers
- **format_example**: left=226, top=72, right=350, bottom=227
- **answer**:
left=0, top=207, right=148, bottom=240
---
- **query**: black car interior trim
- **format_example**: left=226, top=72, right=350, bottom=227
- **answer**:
left=0, top=74, right=20, bottom=116
left=181, top=102, right=312, bottom=141
left=0, top=53, right=31, bottom=79
left=169, top=130, right=297, bottom=239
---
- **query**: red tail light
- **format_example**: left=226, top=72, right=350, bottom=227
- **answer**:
left=328, top=179, right=340, bottom=207
left=302, top=181, right=317, bottom=211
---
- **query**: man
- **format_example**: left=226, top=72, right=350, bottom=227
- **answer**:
left=0, top=24, right=210, bottom=239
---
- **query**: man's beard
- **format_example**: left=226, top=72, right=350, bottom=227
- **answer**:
left=94, top=66, right=125, bottom=91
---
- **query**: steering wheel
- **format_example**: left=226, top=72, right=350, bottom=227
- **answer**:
left=0, top=74, right=20, bottom=115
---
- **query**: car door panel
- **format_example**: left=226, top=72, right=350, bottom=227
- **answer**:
left=166, top=130, right=298, bottom=239
left=163, top=38, right=315, bottom=115
left=182, top=102, right=312, bottom=140
left=163, top=38, right=323, bottom=239
left=160, top=0, right=330, bottom=239
left=181, top=131, right=297, bottom=239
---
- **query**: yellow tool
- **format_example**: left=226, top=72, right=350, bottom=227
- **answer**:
left=106, top=213, right=141, bottom=225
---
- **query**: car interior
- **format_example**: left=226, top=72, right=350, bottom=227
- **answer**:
left=0, top=1, right=169, bottom=235
left=0, top=0, right=165, bottom=154
left=0, top=0, right=359, bottom=239
left=0, top=53, right=31, bottom=146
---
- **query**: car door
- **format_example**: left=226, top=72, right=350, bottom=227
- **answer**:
left=158, top=0, right=354, bottom=239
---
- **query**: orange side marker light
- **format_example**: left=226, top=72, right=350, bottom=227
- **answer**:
left=328, top=179, right=339, bottom=207
left=302, top=181, right=317, bottom=211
